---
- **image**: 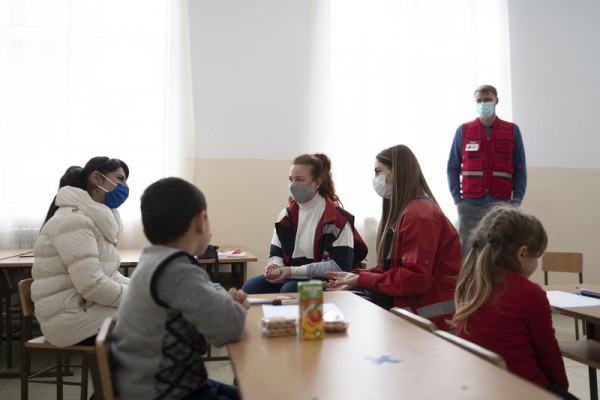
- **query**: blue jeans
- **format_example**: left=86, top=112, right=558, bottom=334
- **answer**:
left=241, top=275, right=300, bottom=294
left=184, top=379, right=240, bottom=400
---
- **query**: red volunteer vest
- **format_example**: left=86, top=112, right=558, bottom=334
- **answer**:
left=461, top=117, right=515, bottom=200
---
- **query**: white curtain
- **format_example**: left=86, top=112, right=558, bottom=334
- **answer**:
left=308, top=0, right=512, bottom=256
left=0, top=0, right=194, bottom=248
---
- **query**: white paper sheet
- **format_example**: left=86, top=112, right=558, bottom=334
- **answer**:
left=262, top=303, right=342, bottom=320
left=249, top=298, right=275, bottom=305
left=546, top=291, right=600, bottom=308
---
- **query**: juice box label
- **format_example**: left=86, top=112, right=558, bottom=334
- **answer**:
left=299, top=281, right=324, bottom=340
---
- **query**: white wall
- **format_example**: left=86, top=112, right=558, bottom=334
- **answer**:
left=187, top=0, right=600, bottom=282
left=188, top=0, right=311, bottom=161
left=507, top=0, right=600, bottom=284
left=507, top=0, right=600, bottom=168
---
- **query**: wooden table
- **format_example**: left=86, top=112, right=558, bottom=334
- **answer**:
left=546, top=284, right=600, bottom=325
left=0, top=247, right=257, bottom=281
left=546, top=284, right=600, bottom=400
left=196, top=248, right=257, bottom=286
left=227, top=291, right=558, bottom=400
left=0, top=249, right=34, bottom=371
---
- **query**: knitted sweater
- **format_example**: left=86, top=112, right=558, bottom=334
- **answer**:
left=112, top=245, right=246, bottom=400
left=456, top=269, right=568, bottom=389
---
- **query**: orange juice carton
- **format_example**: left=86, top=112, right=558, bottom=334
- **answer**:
left=298, top=280, right=324, bottom=340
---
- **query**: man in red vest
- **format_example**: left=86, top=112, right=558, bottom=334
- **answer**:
left=447, top=85, right=527, bottom=260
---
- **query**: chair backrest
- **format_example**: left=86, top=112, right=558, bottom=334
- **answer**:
left=390, top=307, right=437, bottom=333
left=542, top=252, right=583, bottom=285
left=17, top=278, right=35, bottom=317
left=95, top=317, right=117, bottom=400
left=434, top=330, right=507, bottom=370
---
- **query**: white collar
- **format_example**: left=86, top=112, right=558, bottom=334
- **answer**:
left=297, top=193, right=324, bottom=210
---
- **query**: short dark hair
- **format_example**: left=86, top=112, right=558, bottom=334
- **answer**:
left=141, top=177, right=207, bottom=244
left=474, top=84, right=498, bottom=98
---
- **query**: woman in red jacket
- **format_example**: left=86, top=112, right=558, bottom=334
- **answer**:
left=452, top=205, right=574, bottom=399
left=325, top=144, right=461, bottom=330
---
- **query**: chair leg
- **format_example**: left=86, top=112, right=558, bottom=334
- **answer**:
left=575, top=319, right=580, bottom=340
left=1, top=298, right=4, bottom=346
left=590, top=366, right=598, bottom=400
left=64, top=352, right=72, bottom=374
left=80, top=353, right=89, bottom=400
left=57, top=352, right=64, bottom=400
left=6, top=293, right=12, bottom=368
left=90, top=353, right=103, bottom=400
left=21, top=347, right=30, bottom=400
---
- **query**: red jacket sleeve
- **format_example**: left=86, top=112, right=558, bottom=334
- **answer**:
left=527, top=287, right=569, bottom=390
left=357, top=210, right=441, bottom=297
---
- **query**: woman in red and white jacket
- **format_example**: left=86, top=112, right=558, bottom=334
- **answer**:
left=242, top=153, right=366, bottom=294
left=325, top=145, right=461, bottom=331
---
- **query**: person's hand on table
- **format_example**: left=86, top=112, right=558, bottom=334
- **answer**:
left=324, top=271, right=359, bottom=291
left=228, top=288, right=250, bottom=309
left=266, top=267, right=291, bottom=283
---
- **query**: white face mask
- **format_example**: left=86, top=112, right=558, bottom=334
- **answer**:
left=372, top=174, right=392, bottom=198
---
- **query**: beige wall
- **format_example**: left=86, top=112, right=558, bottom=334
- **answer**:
left=194, top=160, right=600, bottom=286
left=524, top=167, right=600, bottom=286
left=193, top=158, right=291, bottom=278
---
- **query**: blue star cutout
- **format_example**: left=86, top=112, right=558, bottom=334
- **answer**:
left=366, top=354, right=401, bottom=365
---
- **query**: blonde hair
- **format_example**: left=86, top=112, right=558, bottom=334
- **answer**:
left=375, top=145, right=438, bottom=268
left=452, top=205, right=548, bottom=329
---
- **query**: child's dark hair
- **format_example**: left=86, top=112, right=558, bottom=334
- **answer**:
left=452, top=204, right=547, bottom=328
left=43, top=156, right=129, bottom=226
left=141, top=177, right=207, bottom=244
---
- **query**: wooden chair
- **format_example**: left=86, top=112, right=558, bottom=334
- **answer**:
left=543, top=252, right=584, bottom=339
left=542, top=252, right=583, bottom=285
left=94, top=317, right=116, bottom=400
left=434, top=330, right=507, bottom=370
left=390, top=308, right=437, bottom=333
left=18, top=278, right=94, bottom=400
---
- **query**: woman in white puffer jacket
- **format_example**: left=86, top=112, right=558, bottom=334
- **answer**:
left=32, top=156, right=131, bottom=347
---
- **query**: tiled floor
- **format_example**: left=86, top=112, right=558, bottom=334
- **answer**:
left=0, top=314, right=592, bottom=399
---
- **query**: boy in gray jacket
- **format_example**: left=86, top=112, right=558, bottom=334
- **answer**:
left=112, top=177, right=249, bottom=400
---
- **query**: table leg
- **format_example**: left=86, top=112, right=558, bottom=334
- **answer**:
left=231, top=262, right=247, bottom=286
left=5, top=283, right=12, bottom=368
left=590, top=366, right=598, bottom=400
left=587, top=321, right=599, bottom=400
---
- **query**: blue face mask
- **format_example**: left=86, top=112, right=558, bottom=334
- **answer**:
left=476, top=101, right=495, bottom=119
left=97, top=173, right=129, bottom=209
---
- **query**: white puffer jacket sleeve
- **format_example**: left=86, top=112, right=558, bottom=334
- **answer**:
left=53, top=216, right=125, bottom=307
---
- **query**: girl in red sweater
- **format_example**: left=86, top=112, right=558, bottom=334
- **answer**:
left=453, top=205, right=576, bottom=399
